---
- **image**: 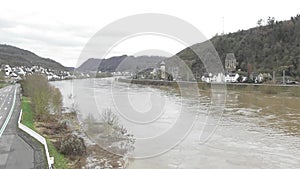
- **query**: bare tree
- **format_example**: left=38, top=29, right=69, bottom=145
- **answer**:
left=257, top=19, right=263, bottom=27
left=21, top=74, right=63, bottom=120
left=101, top=109, right=119, bottom=137
left=50, top=86, right=63, bottom=114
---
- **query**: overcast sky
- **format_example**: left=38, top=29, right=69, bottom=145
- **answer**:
left=1, top=0, right=300, bottom=67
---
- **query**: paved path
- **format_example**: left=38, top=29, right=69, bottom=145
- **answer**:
left=0, top=84, right=34, bottom=169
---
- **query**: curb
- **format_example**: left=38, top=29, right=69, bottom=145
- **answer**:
left=18, top=109, right=54, bottom=169
left=17, top=129, right=46, bottom=169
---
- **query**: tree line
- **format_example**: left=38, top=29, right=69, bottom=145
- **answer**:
left=20, top=74, right=62, bottom=120
left=176, top=14, right=300, bottom=81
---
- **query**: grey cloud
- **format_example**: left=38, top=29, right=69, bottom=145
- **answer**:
left=0, top=17, right=137, bottom=67
left=0, top=17, right=16, bottom=29
left=0, top=17, right=94, bottom=47
left=1, top=27, right=85, bottom=48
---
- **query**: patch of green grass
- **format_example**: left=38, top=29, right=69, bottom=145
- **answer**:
left=0, top=82, right=8, bottom=89
left=21, top=97, right=69, bottom=169
left=21, top=97, right=35, bottom=130
left=47, top=140, right=69, bottom=169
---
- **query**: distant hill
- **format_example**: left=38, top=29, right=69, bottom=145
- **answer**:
left=170, top=14, right=300, bottom=80
left=77, top=55, right=166, bottom=72
left=76, top=58, right=102, bottom=72
left=0, top=44, right=66, bottom=70
left=65, top=67, right=75, bottom=72
left=98, top=55, right=128, bottom=72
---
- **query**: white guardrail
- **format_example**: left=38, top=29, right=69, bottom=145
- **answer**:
left=18, top=109, right=54, bottom=169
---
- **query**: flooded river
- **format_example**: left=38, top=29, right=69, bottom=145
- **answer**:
left=52, top=78, right=300, bottom=169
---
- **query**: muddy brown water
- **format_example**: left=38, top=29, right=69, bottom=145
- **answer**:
left=52, top=78, right=300, bottom=169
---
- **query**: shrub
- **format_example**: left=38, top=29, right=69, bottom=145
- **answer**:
left=56, top=134, right=86, bottom=156
left=102, top=109, right=120, bottom=136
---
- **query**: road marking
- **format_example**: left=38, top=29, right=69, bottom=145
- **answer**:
left=0, top=92, right=10, bottom=111
left=0, top=116, right=2, bottom=120
left=0, top=86, right=17, bottom=138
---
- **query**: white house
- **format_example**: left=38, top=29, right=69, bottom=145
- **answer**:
left=225, top=73, right=239, bottom=83
left=201, top=73, right=213, bottom=83
left=256, top=73, right=264, bottom=83
left=215, top=73, right=225, bottom=83
left=16, top=67, right=26, bottom=76
left=202, top=72, right=240, bottom=83
left=4, top=65, right=12, bottom=76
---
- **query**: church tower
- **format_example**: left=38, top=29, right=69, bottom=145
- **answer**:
left=160, top=61, right=166, bottom=79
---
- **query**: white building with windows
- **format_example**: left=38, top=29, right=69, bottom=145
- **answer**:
left=202, top=72, right=240, bottom=83
left=4, top=65, right=12, bottom=76
left=225, top=73, right=239, bottom=83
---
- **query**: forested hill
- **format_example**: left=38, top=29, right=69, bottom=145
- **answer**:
left=0, top=44, right=66, bottom=70
left=77, top=55, right=166, bottom=72
left=174, top=14, right=300, bottom=79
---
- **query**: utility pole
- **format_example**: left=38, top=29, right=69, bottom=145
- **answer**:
left=277, top=65, right=290, bottom=84
left=283, top=70, right=285, bottom=84
left=222, top=17, right=225, bottom=35
left=273, top=71, right=276, bottom=84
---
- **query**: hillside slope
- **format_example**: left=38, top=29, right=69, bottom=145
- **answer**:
left=173, top=14, right=300, bottom=79
left=0, top=44, right=66, bottom=70
left=76, top=58, right=102, bottom=72
left=77, top=55, right=166, bottom=72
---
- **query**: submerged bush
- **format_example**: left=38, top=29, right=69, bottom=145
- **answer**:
left=57, top=134, right=86, bottom=156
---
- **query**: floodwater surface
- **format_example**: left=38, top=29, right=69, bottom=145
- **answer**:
left=52, top=78, right=300, bottom=169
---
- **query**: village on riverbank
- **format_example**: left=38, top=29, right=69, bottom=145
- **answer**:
left=0, top=64, right=91, bottom=81
left=128, top=53, right=299, bottom=86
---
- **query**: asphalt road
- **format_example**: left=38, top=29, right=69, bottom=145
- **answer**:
left=0, top=84, right=34, bottom=169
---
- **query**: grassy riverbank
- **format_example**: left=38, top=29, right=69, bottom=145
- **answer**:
left=21, top=97, right=69, bottom=169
